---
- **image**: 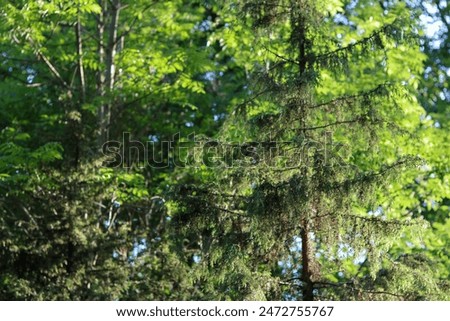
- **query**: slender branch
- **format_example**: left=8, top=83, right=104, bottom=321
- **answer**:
left=313, top=281, right=352, bottom=288
left=314, top=22, right=397, bottom=63
left=212, top=205, right=245, bottom=216
left=231, top=88, right=271, bottom=114
left=361, top=289, right=405, bottom=299
left=0, top=56, right=38, bottom=63
left=36, top=50, right=72, bottom=95
left=262, top=44, right=299, bottom=66
left=310, top=83, right=392, bottom=110
left=23, top=30, right=70, bottom=91
left=299, top=116, right=375, bottom=131
left=0, top=68, right=41, bottom=87
left=435, top=1, right=450, bottom=32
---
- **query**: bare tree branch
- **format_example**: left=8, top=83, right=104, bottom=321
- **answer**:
left=76, top=9, right=86, bottom=103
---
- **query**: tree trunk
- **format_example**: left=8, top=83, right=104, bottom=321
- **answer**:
left=300, top=223, right=315, bottom=300
left=98, top=0, right=121, bottom=146
left=76, top=11, right=86, bottom=104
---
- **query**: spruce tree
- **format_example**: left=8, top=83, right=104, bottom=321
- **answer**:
left=173, top=0, right=447, bottom=300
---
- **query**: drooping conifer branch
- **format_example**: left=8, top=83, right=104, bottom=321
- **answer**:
left=314, top=20, right=408, bottom=71
left=309, top=83, right=396, bottom=110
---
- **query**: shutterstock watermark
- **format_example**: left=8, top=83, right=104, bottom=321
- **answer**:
left=101, top=132, right=344, bottom=169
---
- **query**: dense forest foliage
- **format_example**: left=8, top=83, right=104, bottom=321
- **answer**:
left=0, top=0, right=449, bottom=300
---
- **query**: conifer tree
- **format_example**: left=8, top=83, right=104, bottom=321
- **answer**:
left=173, top=0, right=448, bottom=300
left=0, top=0, right=214, bottom=300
